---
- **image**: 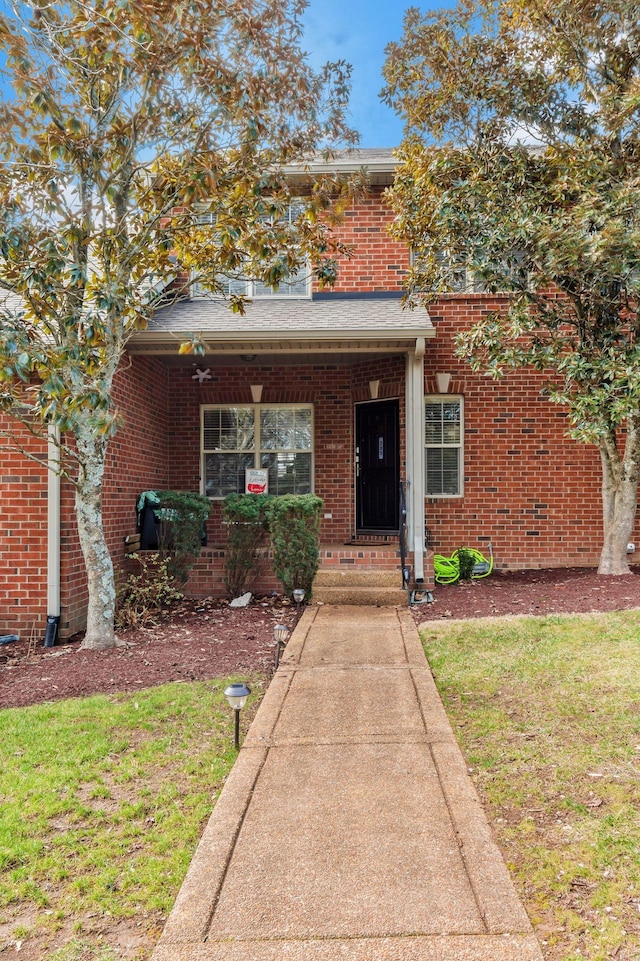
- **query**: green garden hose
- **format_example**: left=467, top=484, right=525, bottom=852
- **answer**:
left=433, top=544, right=493, bottom=585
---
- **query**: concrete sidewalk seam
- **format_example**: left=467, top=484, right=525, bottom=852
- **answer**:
left=273, top=663, right=433, bottom=673
left=153, top=933, right=543, bottom=960
left=200, top=928, right=527, bottom=942
left=242, top=735, right=440, bottom=748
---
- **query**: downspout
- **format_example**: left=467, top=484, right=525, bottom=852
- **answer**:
left=406, top=337, right=426, bottom=582
left=45, top=425, right=61, bottom=646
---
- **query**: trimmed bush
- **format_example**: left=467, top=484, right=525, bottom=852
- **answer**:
left=266, top=494, right=323, bottom=598
left=155, top=490, right=211, bottom=583
left=456, top=547, right=476, bottom=581
left=222, top=494, right=272, bottom=598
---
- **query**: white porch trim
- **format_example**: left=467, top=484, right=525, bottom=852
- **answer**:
left=406, top=338, right=426, bottom=582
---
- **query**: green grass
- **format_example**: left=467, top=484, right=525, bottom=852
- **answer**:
left=0, top=674, right=265, bottom=959
left=421, top=609, right=640, bottom=961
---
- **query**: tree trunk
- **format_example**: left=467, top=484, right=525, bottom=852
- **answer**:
left=74, top=425, right=117, bottom=649
left=598, top=416, right=640, bottom=575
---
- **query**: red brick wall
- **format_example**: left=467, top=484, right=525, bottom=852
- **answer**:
left=60, top=356, right=171, bottom=637
left=105, top=355, right=171, bottom=548
left=422, top=300, right=640, bottom=569
left=0, top=422, right=48, bottom=638
left=0, top=356, right=170, bottom=639
left=327, top=187, right=410, bottom=294
left=59, top=354, right=171, bottom=637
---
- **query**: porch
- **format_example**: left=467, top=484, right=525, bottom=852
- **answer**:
left=115, top=292, right=440, bottom=622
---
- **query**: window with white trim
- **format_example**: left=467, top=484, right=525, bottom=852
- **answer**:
left=434, top=251, right=484, bottom=293
left=191, top=200, right=310, bottom=299
left=412, top=249, right=528, bottom=294
left=193, top=271, right=309, bottom=299
left=425, top=396, right=463, bottom=496
left=202, top=405, right=313, bottom=498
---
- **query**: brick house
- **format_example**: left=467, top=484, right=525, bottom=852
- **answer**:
left=1, top=148, right=635, bottom=640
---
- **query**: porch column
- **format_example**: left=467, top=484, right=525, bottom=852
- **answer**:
left=406, top=338, right=426, bottom=581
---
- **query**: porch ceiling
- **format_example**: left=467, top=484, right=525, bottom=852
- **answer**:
left=128, top=295, right=435, bottom=357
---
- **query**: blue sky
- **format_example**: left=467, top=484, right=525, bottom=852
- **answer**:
left=301, top=0, right=412, bottom=148
left=0, top=0, right=428, bottom=148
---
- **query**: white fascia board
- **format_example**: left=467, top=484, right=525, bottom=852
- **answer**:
left=128, top=326, right=436, bottom=353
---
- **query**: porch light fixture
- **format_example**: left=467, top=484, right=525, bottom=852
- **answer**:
left=273, top=623, right=290, bottom=670
left=250, top=384, right=263, bottom=403
left=224, top=682, right=251, bottom=750
left=369, top=379, right=380, bottom=400
left=436, top=372, right=451, bottom=394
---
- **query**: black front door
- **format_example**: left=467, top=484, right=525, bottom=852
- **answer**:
left=355, top=400, right=400, bottom=532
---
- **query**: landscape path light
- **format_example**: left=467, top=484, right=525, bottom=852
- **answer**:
left=273, top=623, right=290, bottom=671
left=293, top=588, right=306, bottom=616
left=224, top=682, right=251, bottom=751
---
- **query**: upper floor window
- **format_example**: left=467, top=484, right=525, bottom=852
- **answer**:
left=191, top=200, right=311, bottom=300
left=425, top=396, right=463, bottom=496
left=202, top=270, right=310, bottom=299
left=201, top=404, right=313, bottom=499
left=412, top=249, right=528, bottom=295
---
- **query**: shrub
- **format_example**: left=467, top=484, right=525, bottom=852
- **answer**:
left=266, top=494, right=323, bottom=598
left=456, top=547, right=476, bottom=581
left=155, top=490, right=211, bottom=583
left=222, top=494, right=272, bottom=598
left=116, top=553, right=183, bottom=629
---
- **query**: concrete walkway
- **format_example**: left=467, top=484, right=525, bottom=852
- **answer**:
left=152, top=605, right=543, bottom=961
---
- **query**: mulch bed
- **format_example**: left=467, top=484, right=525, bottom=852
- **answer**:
left=1, top=567, right=639, bottom=710
left=0, top=596, right=299, bottom=710
left=413, top=564, right=640, bottom=621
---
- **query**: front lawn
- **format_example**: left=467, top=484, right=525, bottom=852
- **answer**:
left=0, top=674, right=266, bottom=961
left=421, top=609, right=640, bottom=961
left=4, top=608, right=640, bottom=961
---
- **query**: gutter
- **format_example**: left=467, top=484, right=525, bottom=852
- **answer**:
left=46, top=426, right=61, bottom=646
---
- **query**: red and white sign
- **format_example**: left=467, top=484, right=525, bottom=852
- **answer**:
left=245, top=468, right=268, bottom=495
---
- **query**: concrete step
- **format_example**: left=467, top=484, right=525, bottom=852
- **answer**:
left=313, top=567, right=408, bottom=606
left=314, top=568, right=403, bottom=589
left=313, top=585, right=408, bottom=606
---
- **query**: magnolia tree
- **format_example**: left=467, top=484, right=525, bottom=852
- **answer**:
left=383, top=0, right=640, bottom=575
left=0, top=0, right=358, bottom=648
